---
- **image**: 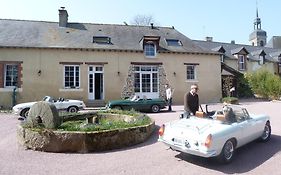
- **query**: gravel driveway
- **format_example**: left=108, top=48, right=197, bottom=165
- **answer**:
left=0, top=99, right=281, bottom=175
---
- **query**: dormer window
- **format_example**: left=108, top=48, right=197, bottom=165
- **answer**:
left=144, top=42, right=156, bottom=57
left=238, top=55, right=246, bottom=71
left=142, top=36, right=160, bottom=58
left=93, top=36, right=111, bottom=44
left=166, top=39, right=182, bottom=46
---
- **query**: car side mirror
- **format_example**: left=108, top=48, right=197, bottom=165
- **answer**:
left=180, top=112, right=190, bottom=119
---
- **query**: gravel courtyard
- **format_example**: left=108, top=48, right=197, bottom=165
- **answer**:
left=0, top=99, right=281, bottom=175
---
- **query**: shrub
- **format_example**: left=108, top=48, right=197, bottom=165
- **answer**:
left=246, top=69, right=281, bottom=100
left=221, top=97, right=239, bottom=104
left=237, top=75, right=253, bottom=98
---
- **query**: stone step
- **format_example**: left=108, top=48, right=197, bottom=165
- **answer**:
left=86, top=100, right=106, bottom=107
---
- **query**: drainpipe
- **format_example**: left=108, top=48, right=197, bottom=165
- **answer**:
left=12, top=87, right=17, bottom=107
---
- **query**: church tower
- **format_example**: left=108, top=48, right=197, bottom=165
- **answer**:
left=249, top=7, right=267, bottom=46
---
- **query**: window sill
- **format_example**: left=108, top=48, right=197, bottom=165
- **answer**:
left=185, top=80, right=199, bottom=83
left=59, top=88, right=84, bottom=92
left=144, top=54, right=157, bottom=58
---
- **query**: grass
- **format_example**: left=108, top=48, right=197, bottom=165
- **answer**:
left=24, top=109, right=152, bottom=132
left=58, top=116, right=151, bottom=132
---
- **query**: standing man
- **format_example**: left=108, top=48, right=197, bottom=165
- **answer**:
left=184, top=84, right=199, bottom=115
left=165, top=84, right=174, bottom=111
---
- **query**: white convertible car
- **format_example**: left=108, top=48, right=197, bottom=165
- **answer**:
left=13, top=96, right=86, bottom=118
left=158, top=105, right=271, bottom=163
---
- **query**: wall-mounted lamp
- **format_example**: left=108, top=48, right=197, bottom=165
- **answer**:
left=173, top=72, right=176, bottom=76
left=37, top=70, right=42, bottom=76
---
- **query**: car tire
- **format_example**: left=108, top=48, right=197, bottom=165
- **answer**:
left=260, top=121, right=271, bottom=142
left=67, top=106, right=78, bottom=113
left=21, top=108, right=30, bottom=118
left=218, top=139, right=235, bottom=164
left=151, top=105, right=160, bottom=113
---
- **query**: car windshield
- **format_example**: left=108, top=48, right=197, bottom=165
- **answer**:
left=42, top=96, right=55, bottom=103
left=130, top=95, right=140, bottom=101
left=42, top=96, right=49, bottom=101
left=219, top=105, right=249, bottom=123
left=199, top=104, right=250, bottom=124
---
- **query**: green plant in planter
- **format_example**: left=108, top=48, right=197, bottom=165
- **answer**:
left=221, top=97, right=239, bottom=104
left=58, top=109, right=151, bottom=132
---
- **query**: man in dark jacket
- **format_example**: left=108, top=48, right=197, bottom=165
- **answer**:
left=184, top=84, right=199, bottom=115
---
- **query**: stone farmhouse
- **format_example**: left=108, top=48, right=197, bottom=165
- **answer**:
left=0, top=8, right=222, bottom=108
left=1, top=7, right=280, bottom=108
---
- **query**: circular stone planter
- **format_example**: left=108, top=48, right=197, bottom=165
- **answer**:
left=17, top=114, right=155, bottom=153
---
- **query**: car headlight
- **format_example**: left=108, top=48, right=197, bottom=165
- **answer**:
left=13, top=106, right=22, bottom=110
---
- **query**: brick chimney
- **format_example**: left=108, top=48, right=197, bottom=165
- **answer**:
left=59, top=7, right=68, bottom=27
left=205, top=36, right=213, bottom=42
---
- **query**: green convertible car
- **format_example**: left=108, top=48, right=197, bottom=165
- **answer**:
left=106, top=96, right=167, bottom=113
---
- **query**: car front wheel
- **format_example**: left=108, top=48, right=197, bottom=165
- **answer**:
left=67, top=106, right=78, bottom=113
left=260, top=121, right=271, bottom=142
left=151, top=105, right=160, bottom=113
left=218, top=139, right=235, bottom=164
left=21, top=108, right=30, bottom=118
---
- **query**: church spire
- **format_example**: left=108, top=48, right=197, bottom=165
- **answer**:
left=249, top=0, right=267, bottom=47
left=254, top=2, right=261, bottom=30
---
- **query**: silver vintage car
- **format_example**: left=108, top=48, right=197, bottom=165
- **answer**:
left=158, top=105, right=271, bottom=163
left=13, top=96, right=86, bottom=118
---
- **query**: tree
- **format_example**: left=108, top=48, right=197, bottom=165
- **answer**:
left=130, top=14, right=159, bottom=26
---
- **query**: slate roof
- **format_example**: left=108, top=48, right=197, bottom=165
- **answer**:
left=193, top=40, right=281, bottom=62
left=0, top=19, right=217, bottom=55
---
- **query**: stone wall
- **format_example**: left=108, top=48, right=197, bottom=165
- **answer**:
left=121, top=65, right=170, bottom=99
left=17, top=119, right=155, bottom=153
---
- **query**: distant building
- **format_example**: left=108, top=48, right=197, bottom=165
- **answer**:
left=193, top=8, right=281, bottom=97
left=249, top=8, right=267, bottom=47
left=267, top=36, right=281, bottom=49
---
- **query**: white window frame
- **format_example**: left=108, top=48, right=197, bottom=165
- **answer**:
left=221, top=54, right=225, bottom=63
left=166, top=39, right=182, bottom=46
left=133, top=65, right=159, bottom=98
left=238, top=55, right=246, bottom=71
left=186, top=65, right=197, bottom=81
left=4, top=64, right=18, bottom=88
left=144, top=42, right=156, bottom=58
left=63, top=65, right=80, bottom=89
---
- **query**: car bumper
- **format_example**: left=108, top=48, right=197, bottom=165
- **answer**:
left=158, top=138, right=218, bottom=158
left=12, top=108, right=21, bottom=115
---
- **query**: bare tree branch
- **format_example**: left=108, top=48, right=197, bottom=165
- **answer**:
left=130, top=14, right=159, bottom=26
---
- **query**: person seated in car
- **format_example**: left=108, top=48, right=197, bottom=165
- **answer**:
left=223, top=106, right=237, bottom=123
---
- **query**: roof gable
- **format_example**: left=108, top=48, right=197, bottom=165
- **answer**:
left=212, top=46, right=225, bottom=53
left=231, top=47, right=249, bottom=55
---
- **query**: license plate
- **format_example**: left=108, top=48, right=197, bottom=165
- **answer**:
left=173, top=138, right=190, bottom=148
left=173, top=138, right=184, bottom=145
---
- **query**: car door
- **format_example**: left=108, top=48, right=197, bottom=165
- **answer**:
left=236, top=110, right=261, bottom=146
left=54, top=101, right=64, bottom=110
left=131, top=99, right=145, bottom=111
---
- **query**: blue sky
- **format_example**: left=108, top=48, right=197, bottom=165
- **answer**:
left=0, top=0, right=279, bottom=45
